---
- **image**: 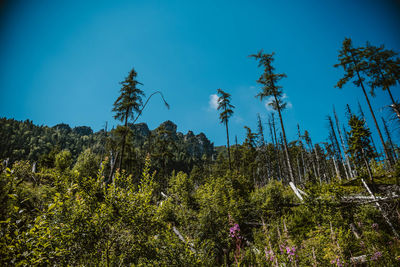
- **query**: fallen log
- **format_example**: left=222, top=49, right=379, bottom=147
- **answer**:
left=350, top=254, right=368, bottom=264
left=172, top=226, right=196, bottom=253
left=361, top=179, right=399, bottom=238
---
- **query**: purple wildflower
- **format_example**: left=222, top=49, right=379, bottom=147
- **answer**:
left=264, top=248, right=275, bottom=262
left=229, top=221, right=243, bottom=265
left=229, top=223, right=241, bottom=239
left=370, top=251, right=382, bottom=261
left=279, top=244, right=285, bottom=254
left=330, top=258, right=343, bottom=266
left=371, top=223, right=379, bottom=231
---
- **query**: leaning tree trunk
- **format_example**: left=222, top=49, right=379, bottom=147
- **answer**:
left=362, top=152, right=373, bottom=183
left=275, top=95, right=295, bottom=183
left=353, top=58, right=393, bottom=167
left=382, top=117, right=398, bottom=161
left=270, top=113, right=282, bottom=180
left=378, top=67, right=400, bottom=122
left=386, top=88, right=400, bottom=122
left=313, top=146, right=322, bottom=184
left=333, top=108, right=354, bottom=178
left=328, top=116, right=347, bottom=179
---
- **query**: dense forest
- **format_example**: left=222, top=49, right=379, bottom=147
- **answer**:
left=1, top=38, right=400, bottom=266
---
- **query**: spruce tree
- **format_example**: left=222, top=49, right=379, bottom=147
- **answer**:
left=112, top=68, right=169, bottom=172
left=347, top=115, right=377, bottom=182
left=335, top=38, right=393, bottom=166
left=113, top=68, right=144, bottom=170
left=250, top=50, right=295, bottom=183
left=365, top=42, right=400, bottom=121
left=217, top=89, right=235, bottom=171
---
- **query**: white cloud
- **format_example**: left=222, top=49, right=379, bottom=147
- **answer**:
left=209, top=94, right=219, bottom=110
left=264, top=97, right=275, bottom=112
left=233, top=115, right=244, bottom=124
left=264, top=94, right=293, bottom=111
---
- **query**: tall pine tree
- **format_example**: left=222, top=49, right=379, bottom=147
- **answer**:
left=250, top=50, right=295, bottom=183
left=217, top=89, right=235, bottom=171
left=112, top=68, right=169, bottom=173
left=365, top=42, right=400, bottom=121
left=113, top=68, right=144, bottom=171
left=335, top=38, right=393, bottom=166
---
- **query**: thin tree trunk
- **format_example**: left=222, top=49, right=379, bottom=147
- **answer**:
left=387, top=88, right=400, bottom=121
left=332, top=156, right=341, bottom=181
left=271, top=114, right=282, bottom=180
left=328, top=116, right=347, bottom=178
left=235, top=135, right=239, bottom=172
left=387, top=87, right=396, bottom=106
left=297, top=156, right=302, bottom=183
left=382, top=117, right=397, bottom=161
left=275, top=95, right=295, bottom=183
left=313, top=146, right=321, bottom=183
left=108, top=151, right=119, bottom=184
left=225, top=120, right=232, bottom=171
left=100, top=121, right=108, bottom=165
left=377, top=67, right=400, bottom=122
left=358, top=102, right=380, bottom=161
left=297, top=125, right=307, bottom=178
left=353, top=61, right=392, bottom=167
left=279, top=136, right=288, bottom=182
left=334, top=107, right=354, bottom=178
left=118, top=110, right=129, bottom=170
left=362, top=149, right=373, bottom=183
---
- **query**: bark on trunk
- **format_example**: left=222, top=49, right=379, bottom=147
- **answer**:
left=118, top=110, right=129, bottom=170
left=225, top=120, right=231, bottom=171
left=275, top=96, right=295, bottom=183
left=353, top=61, right=392, bottom=167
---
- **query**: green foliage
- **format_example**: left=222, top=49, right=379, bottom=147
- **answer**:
left=250, top=50, right=287, bottom=111
left=0, top=118, right=101, bottom=165
left=112, top=68, right=144, bottom=123
left=334, top=38, right=368, bottom=89
left=55, top=150, right=72, bottom=171
left=1, top=152, right=400, bottom=265
left=73, top=148, right=99, bottom=179
left=347, top=115, right=377, bottom=168
left=1, top=38, right=400, bottom=264
left=250, top=180, right=295, bottom=220
left=217, top=89, right=235, bottom=125
left=0, top=157, right=198, bottom=265
left=364, top=42, right=400, bottom=96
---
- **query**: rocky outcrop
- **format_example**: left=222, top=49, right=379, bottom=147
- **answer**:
left=158, top=120, right=177, bottom=133
left=129, top=123, right=150, bottom=137
left=73, top=126, right=93, bottom=136
left=184, top=131, right=214, bottom=158
left=129, top=120, right=214, bottom=159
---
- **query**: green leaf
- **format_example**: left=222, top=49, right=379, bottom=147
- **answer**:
left=48, top=203, right=56, bottom=212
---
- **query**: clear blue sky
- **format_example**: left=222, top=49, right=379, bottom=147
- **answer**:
left=1, top=0, right=399, bottom=148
